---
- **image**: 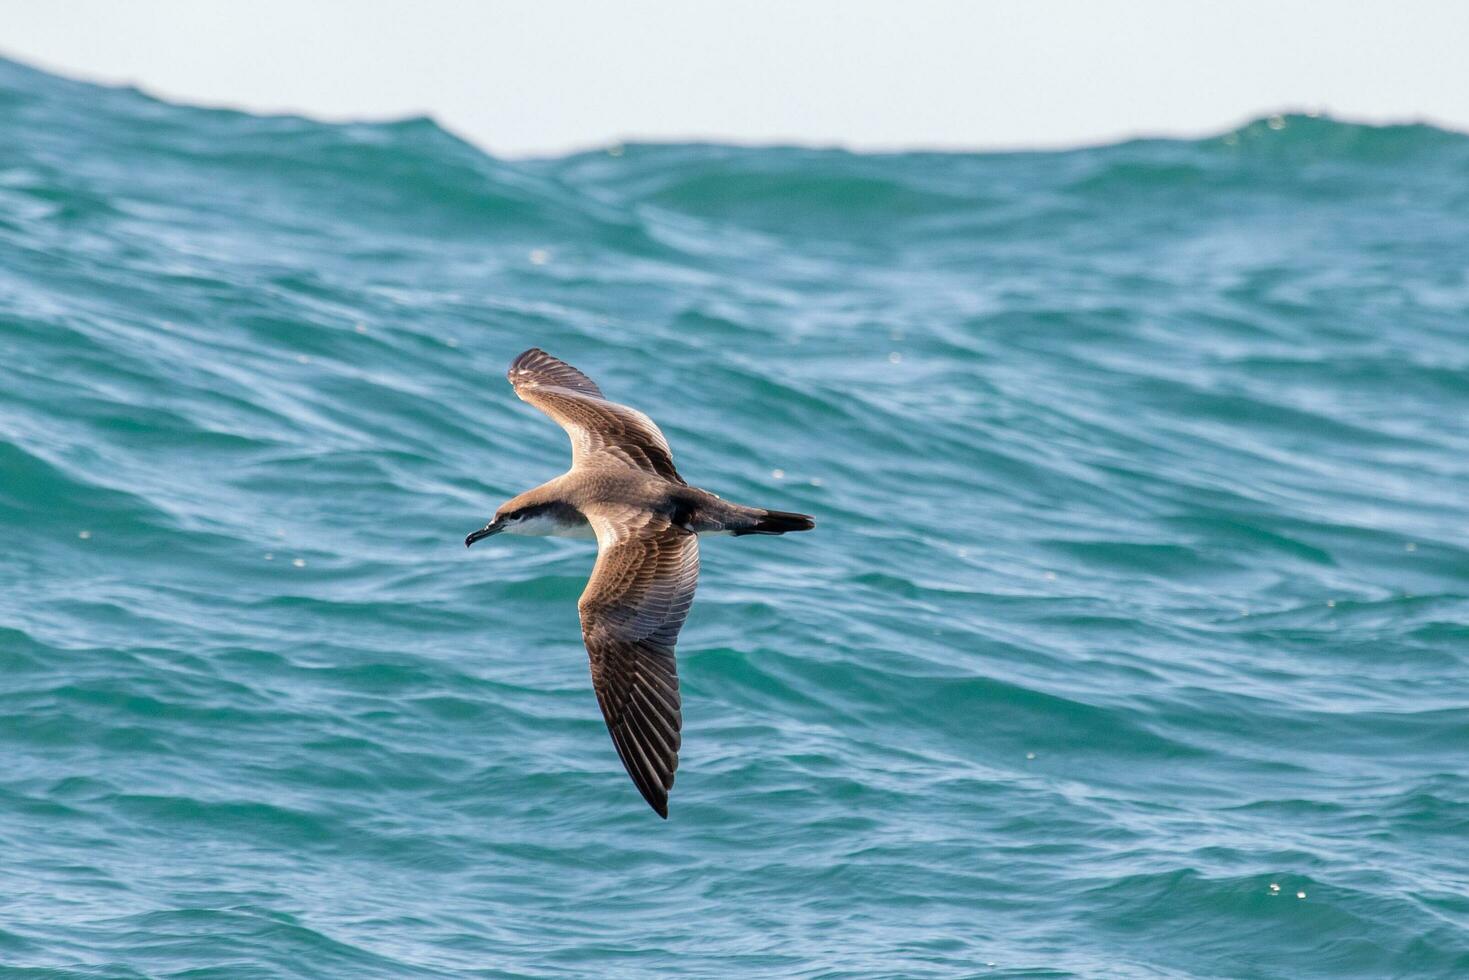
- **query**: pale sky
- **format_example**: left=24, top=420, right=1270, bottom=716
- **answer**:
left=4, top=1, right=1467, bottom=157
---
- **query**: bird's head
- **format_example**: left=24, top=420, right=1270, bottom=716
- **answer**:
left=465, top=494, right=545, bottom=546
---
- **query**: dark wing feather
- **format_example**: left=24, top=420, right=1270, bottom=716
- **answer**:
left=579, top=508, right=700, bottom=818
left=508, top=347, right=604, bottom=398
left=507, top=348, right=685, bottom=485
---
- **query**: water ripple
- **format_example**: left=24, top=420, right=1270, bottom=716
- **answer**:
left=2, top=55, right=1468, bottom=977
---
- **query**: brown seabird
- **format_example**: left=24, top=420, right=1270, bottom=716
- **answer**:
left=465, top=348, right=814, bottom=817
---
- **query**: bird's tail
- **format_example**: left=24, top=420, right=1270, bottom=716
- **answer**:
left=732, top=508, right=816, bottom=536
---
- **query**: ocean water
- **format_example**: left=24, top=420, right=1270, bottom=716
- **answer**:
left=1, top=54, right=1467, bottom=978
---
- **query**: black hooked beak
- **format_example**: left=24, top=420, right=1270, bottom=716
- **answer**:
left=465, top=519, right=504, bottom=547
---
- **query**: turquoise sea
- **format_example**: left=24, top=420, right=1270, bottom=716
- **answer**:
left=2, top=56, right=1467, bottom=978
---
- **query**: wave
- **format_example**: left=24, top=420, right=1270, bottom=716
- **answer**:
left=2, top=54, right=1467, bottom=978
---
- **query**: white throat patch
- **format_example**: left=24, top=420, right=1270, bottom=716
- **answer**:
left=506, top=512, right=596, bottom=539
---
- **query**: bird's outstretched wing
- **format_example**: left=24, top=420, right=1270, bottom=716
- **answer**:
left=579, top=506, right=700, bottom=817
left=507, top=348, right=685, bottom=485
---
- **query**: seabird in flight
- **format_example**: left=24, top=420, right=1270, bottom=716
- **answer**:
left=466, top=348, right=814, bottom=817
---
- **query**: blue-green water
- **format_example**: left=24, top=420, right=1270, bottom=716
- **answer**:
left=2, top=55, right=1467, bottom=978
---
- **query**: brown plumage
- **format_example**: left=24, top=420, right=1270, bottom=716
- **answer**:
left=465, top=348, right=814, bottom=817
